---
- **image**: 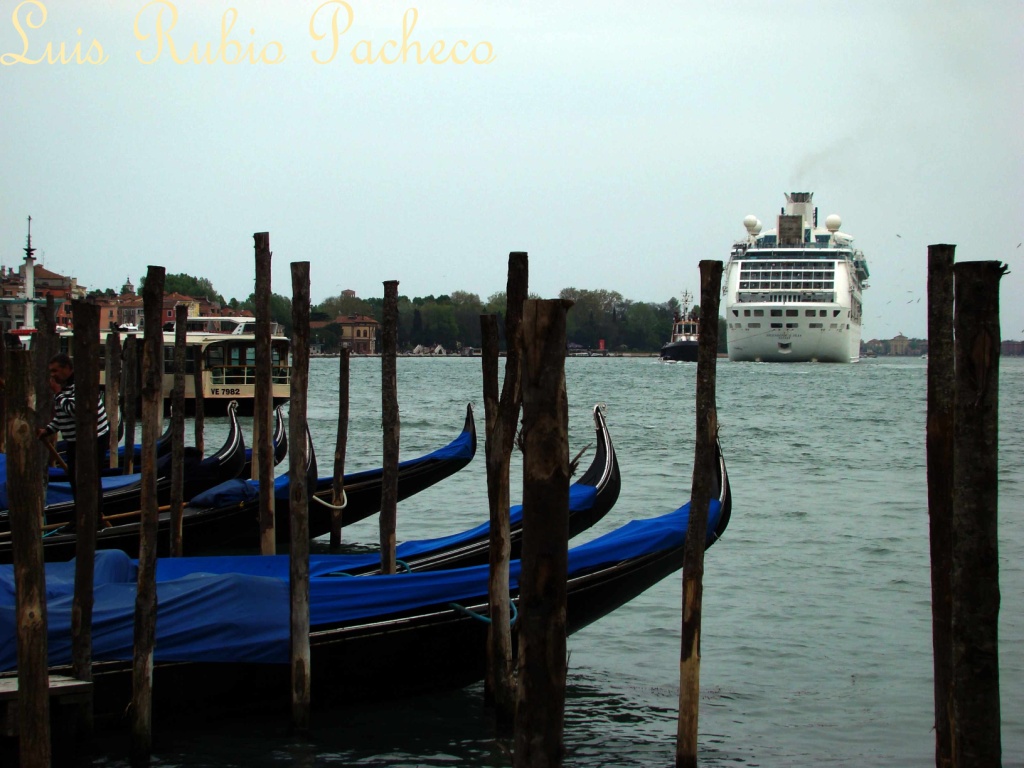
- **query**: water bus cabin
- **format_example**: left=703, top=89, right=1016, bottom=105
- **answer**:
left=57, top=317, right=290, bottom=416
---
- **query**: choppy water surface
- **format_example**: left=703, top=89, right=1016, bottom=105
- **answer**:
left=92, top=356, right=1023, bottom=767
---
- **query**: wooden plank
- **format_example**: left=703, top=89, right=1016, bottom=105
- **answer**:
left=950, top=259, right=1005, bottom=768
left=7, top=350, right=52, bottom=765
left=254, top=232, right=276, bottom=555
left=483, top=251, right=527, bottom=728
left=676, top=259, right=723, bottom=768
left=289, top=261, right=312, bottom=730
left=513, top=298, right=572, bottom=768
left=926, top=243, right=955, bottom=768
left=379, top=280, right=400, bottom=574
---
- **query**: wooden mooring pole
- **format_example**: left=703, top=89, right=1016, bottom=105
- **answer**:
left=950, top=260, right=1005, bottom=768
left=105, top=331, right=122, bottom=470
left=7, top=350, right=51, bottom=767
left=122, top=334, right=138, bottom=475
left=330, top=347, right=350, bottom=548
left=193, top=348, right=204, bottom=454
left=676, top=259, right=723, bottom=768
left=925, top=244, right=955, bottom=768
left=289, top=261, right=312, bottom=730
left=169, top=304, right=187, bottom=556
left=254, top=232, right=276, bottom=555
left=71, top=301, right=102, bottom=740
left=379, top=280, right=400, bottom=575
left=131, top=266, right=165, bottom=767
left=33, top=298, right=57, bottom=477
left=482, top=251, right=527, bottom=728
left=513, top=298, right=573, bottom=768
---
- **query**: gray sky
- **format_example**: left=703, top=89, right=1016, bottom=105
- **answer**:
left=2, top=1, right=1022, bottom=340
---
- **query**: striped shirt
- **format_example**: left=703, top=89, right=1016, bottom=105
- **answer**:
left=43, top=380, right=110, bottom=443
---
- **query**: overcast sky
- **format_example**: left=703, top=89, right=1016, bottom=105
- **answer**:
left=2, top=0, right=1021, bottom=340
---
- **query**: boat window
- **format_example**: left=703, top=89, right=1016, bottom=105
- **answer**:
left=830, top=323, right=838, bottom=329
left=754, top=309, right=764, bottom=317
left=732, top=310, right=739, bottom=317
left=819, top=310, right=827, bottom=317
left=804, top=310, right=816, bottom=317
left=206, top=346, right=224, bottom=367
left=809, top=323, right=823, bottom=329
left=743, top=309, right=751, bottom=317
left=748, top=323, right=761, bottom=329
left=770, top=309, right=782, bottom=317
left=786, top=323, right=798, bottom=329
left=770, top=323, right=782, bottom=329
left=786, top=309, right=798, bottom=317
left=833, top=310, right=841, bottom=317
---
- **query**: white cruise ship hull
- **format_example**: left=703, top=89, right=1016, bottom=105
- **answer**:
left=726, top=319, right=861, bottom=363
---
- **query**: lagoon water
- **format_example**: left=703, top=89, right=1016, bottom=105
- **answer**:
left=93, top=356, right=1023, bottom=766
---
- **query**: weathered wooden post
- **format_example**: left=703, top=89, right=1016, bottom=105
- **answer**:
left=105, top=331, right=122, bottom=470
left=926, top=244, right=955, bottom=768
left=7, top=350, right=51, bottom=767
left=169, top=304, right=187, bottom=557
left=33, top=297, right=58, bottom=474
left=122, top=334, right=139, bottom=475
left=379, top=280, right=400, bottom=574
left=71, top=301, right=102, bottom=739
left=289, top=261, right=312, bottom=730
left=483, top=252, right=527, bottom=727
left=676, top=259, right=723, bottom=768
left=513, top=298, right=573, bottom=768
left=131, top=266, right=165, bottom=766
left=950, top=260, right=1005, bottom=768
left=192, top=347, right=204, bottom=454
left=254, top=232, right=276, bottom=555
left=330, top=347, right=350, bottom=547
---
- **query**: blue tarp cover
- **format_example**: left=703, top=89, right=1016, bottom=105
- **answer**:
left=0, top=461, right=142, bottom=510
left=0, top=497, right=720, bottom=671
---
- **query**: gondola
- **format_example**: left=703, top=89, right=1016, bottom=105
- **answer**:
left=0, top=401, right=248, bottom=562
left=240, top=404, right=288, bottom=477
left=312, top=403, right=620, bottom=575
left=183, top=403, right=478, bottom=549
left=0, top=437, right=730, bottom=719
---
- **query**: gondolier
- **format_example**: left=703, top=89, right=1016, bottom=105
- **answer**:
left=36, top=352, right=110, bottom=526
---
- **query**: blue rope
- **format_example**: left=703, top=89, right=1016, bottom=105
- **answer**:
left=449, top=600, right=518, bottom=626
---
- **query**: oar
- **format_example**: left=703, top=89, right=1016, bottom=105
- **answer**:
left=43, top=439, right=70, bottom=474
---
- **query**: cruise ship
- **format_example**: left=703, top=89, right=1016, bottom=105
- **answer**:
left=724, top=192, right=869, bottom=363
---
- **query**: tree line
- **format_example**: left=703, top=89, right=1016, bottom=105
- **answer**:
left=99, top=274, right=725, bottom=353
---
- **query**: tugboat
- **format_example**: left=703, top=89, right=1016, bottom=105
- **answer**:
left=660, top=291, right=699, bottom=362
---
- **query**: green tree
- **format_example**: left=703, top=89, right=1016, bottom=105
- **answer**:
left=141, top=273, right=226, bottom=304
left=238, top=292, right=293, bottom=336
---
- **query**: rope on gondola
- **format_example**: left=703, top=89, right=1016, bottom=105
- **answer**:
left=449, top=600, right=518, bottom=626
left=311, top=488, right=347, bottom=511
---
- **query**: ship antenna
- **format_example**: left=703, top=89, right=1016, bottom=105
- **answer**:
left=24, top=215, right=35, bottom=260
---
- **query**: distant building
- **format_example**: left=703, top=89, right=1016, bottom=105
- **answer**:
left=337, top=314, right=379, bottom=354
left=889, top=333, right=910, bottom=356
left=0, top=263, right=85, bottom=332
